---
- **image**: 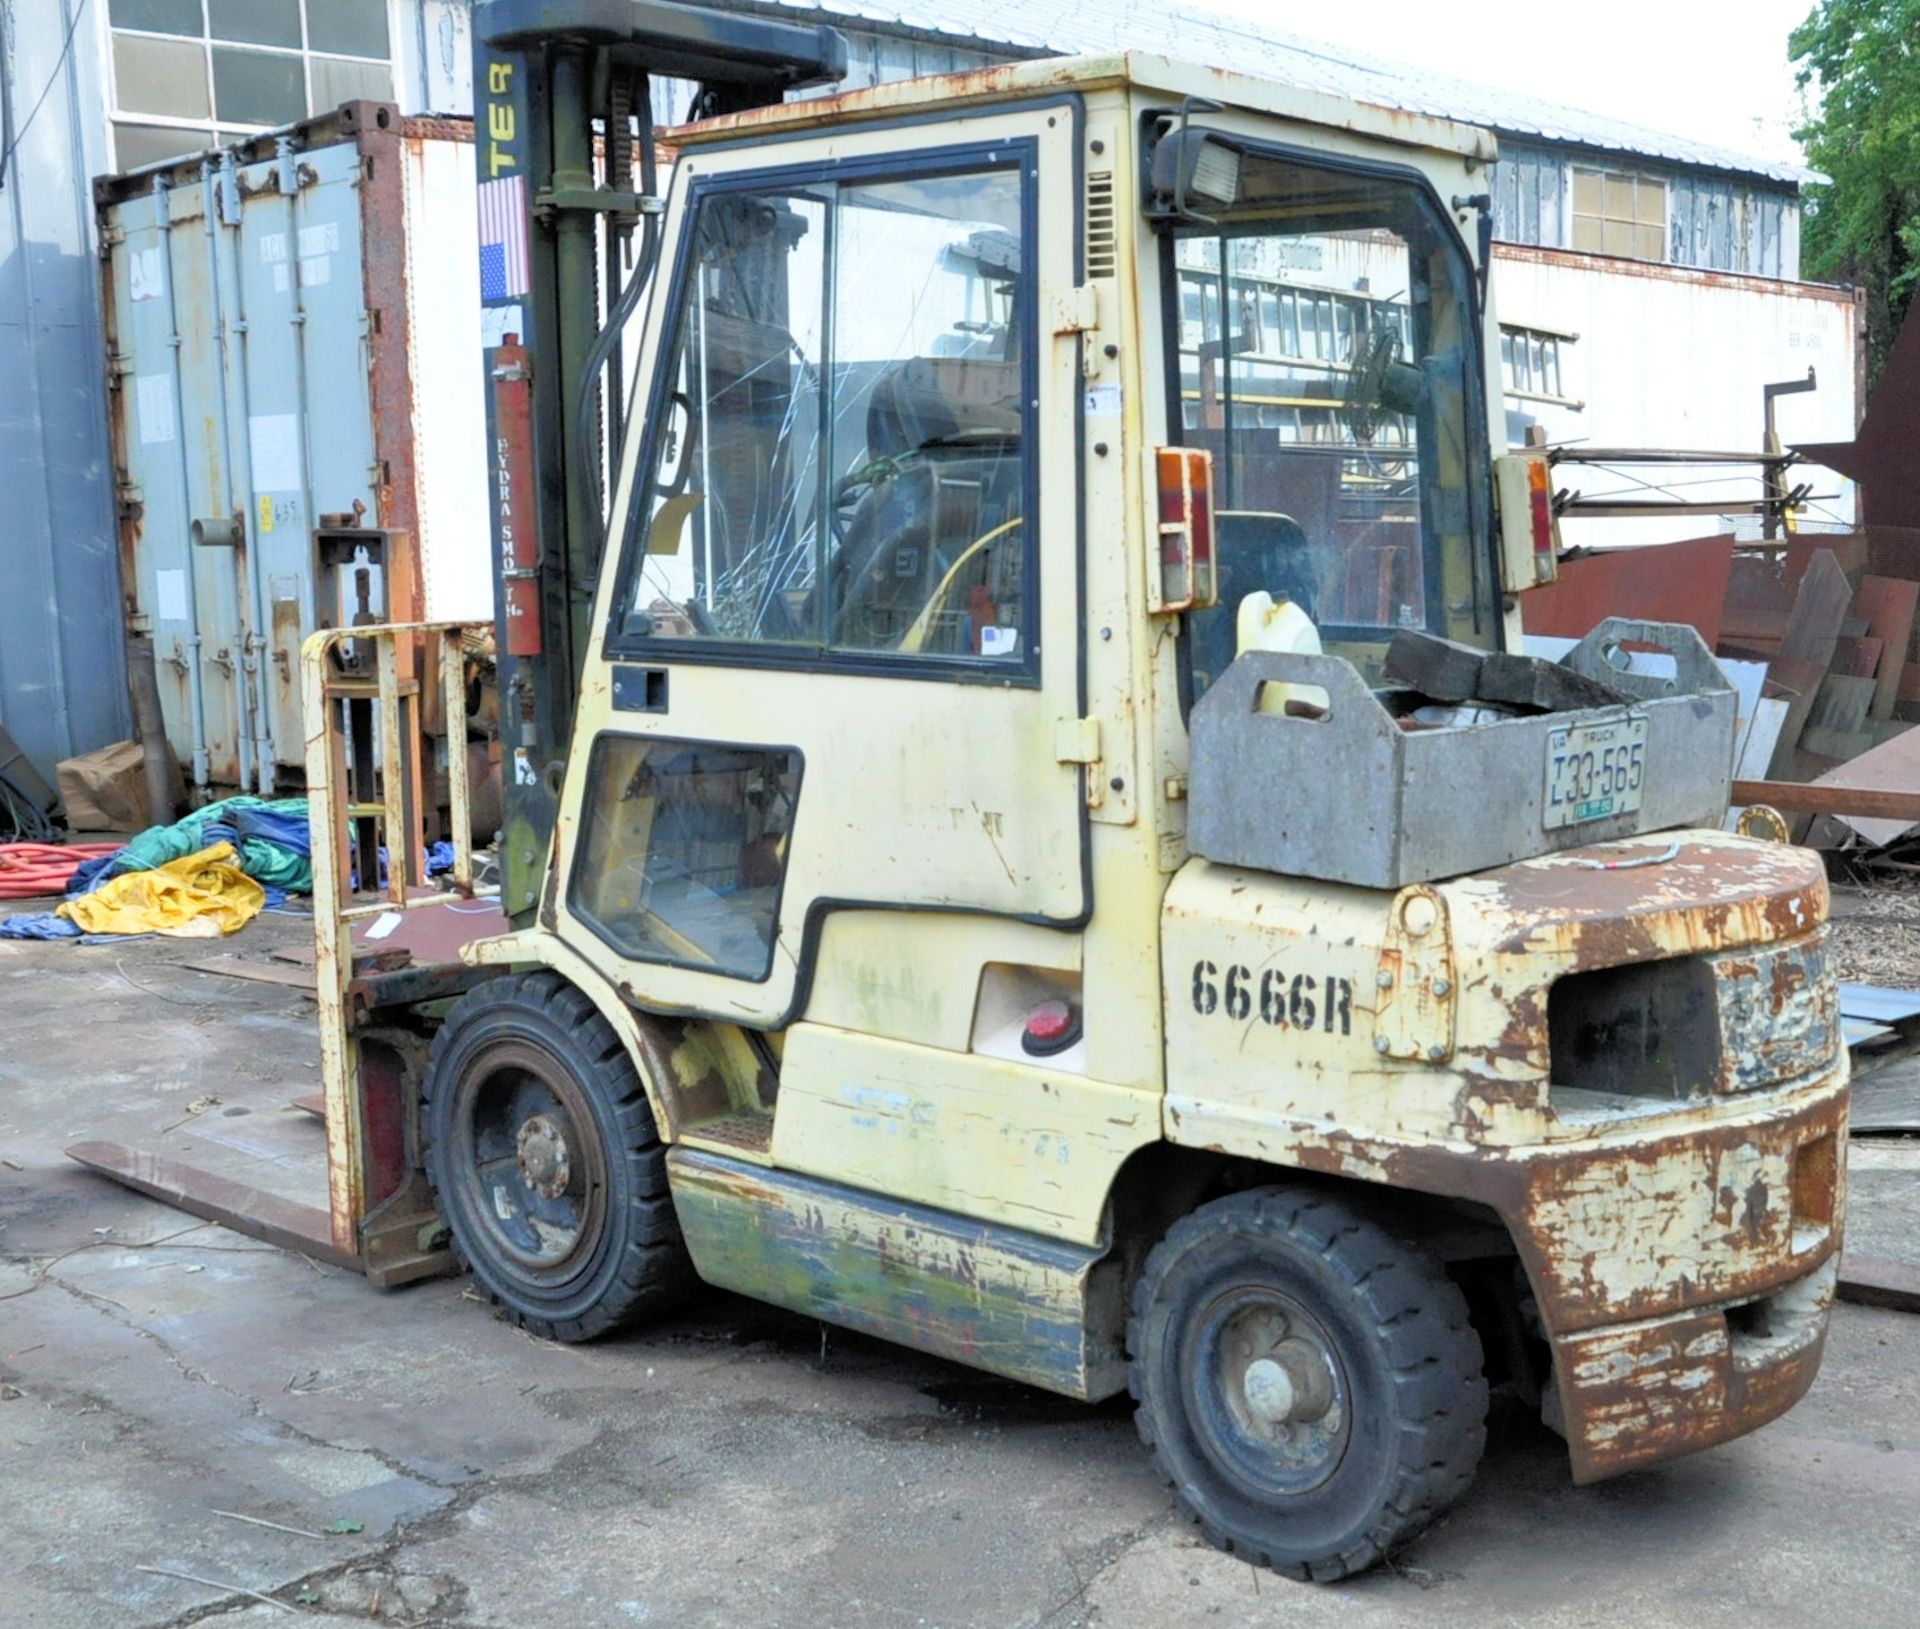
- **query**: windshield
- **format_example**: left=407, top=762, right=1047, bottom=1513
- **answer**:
left=1164, top=148, right=1491, bottom=696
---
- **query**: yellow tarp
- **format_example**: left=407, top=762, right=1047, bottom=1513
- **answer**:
left=58, top=841, right=265, bottom=939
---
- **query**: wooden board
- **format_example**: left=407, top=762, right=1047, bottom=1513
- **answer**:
left=1857, top=575, right=1920, bottom=719
left=1832, top=634, right=1884, bottom=678
left=1765, top=548, right=1853, bottom=777
left=1809, top=673, right=1878, bottom=735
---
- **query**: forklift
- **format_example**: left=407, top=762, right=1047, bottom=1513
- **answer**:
left=76, top=0, right=1847, bottom=1583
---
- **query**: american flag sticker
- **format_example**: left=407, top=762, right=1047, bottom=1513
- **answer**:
left=478, top=175, right=531, bottom=301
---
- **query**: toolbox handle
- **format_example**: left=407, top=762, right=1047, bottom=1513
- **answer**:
left=1201, top=649, right=1393, bottom=733
left=1563, top=618, right=1731, bottom=701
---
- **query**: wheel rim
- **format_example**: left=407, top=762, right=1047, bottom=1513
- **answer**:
left=448, top=1038, right=609, bottom=1286
left=1184, top=1286, right=1352, bottom=1499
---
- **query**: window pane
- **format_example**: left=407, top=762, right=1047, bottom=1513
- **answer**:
left=1571, top=215, right=1603, bottom=252
left=114, top=119, right=210, bottom=169
left=312, top=54, right=392, bottom=109
left=208, top=0, right=298, bottom=47
left=572, top=738, right=800, bottom=979
left=308, top=0, right=390, bottom=58
left=826, top=169, right=1029, bottom=660
left=212, top=45, right=304, bottom=124
left=1602, top=218, right=1635, bottom=257
left=110, top=0, right=203, bottom=33
left=113, top=33, right=211, bottom=118
left=1169, top=156, right=1481, bottom=663
left=1572, top=171, right=1603, bottom=214
left=1637, top=223, right=1665, bottom=262
left=1603, top=175, right=1635, bottom=222
left=626, top=191, right=829, bottom=647
left=1636, top=180, right=1667, bottom=224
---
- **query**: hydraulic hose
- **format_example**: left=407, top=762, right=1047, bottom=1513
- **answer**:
left=574, top=85, right=663, bottom=542
left=0, top=843, right=122, bottom=901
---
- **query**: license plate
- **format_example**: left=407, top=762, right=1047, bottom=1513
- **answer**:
left=1544, top=714, right=1647, bottom=829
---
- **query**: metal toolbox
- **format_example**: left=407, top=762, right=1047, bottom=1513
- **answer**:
left=1186, top=619, right=1738, bottom=889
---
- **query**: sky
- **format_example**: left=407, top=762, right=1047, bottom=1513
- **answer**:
left=1197, top=0, right=1820, bottom=168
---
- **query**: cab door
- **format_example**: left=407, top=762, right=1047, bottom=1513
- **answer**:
left=553, top=105, right=1087, bottom=1031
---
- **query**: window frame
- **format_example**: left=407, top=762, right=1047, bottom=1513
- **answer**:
left=1152, top=132, right=1497, bottom=678
left=104, top=0, right=394, bottom=172
left=602, top=137, right=1045, bottom=690
left=566, top=732, right=807, bottom=983
left=1569, top=165, right=1668, bottom=264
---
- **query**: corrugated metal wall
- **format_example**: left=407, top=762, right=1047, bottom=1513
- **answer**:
left=1493, top=138, right=1798, bottom=281
left=0, top=0, right=130, bottom=784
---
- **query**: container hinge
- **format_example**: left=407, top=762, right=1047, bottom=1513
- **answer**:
left=1050, top=283, right=1099, bottom=337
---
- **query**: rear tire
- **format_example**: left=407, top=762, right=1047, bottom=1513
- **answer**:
left=421, top=971, right=690, bottom=1340
left=1128, top=1187, right=1486, bottom=1581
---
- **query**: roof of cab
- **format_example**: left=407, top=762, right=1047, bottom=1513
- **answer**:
left=667, top=51, right=1501, bottom=165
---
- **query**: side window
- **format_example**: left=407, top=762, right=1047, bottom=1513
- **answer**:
left=571, top=737, right=801, bottom=979
left=618, top=155, right=1035, bottom=671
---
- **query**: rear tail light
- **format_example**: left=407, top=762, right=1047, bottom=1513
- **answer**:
left=1152, top=447, right=1218, bottom=612
left=1527, top=456, right=1556, bottom=570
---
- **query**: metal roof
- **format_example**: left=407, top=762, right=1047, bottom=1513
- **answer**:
left=740, top=0, right=1814, bottom=187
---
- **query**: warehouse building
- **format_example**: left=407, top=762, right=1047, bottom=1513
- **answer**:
left=0, top=0, right=1860, bottom=785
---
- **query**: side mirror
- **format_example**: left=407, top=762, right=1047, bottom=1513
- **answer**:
left=1494, top=453, right=1559, bottom=593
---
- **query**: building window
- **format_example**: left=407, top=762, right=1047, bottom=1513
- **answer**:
left=1499, top=324, right=1581, bottom=408
left=1571, top=168, right=1666, bottom=262
left=106, top=0, right=393, bottom=172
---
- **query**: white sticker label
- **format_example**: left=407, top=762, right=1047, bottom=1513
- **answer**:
left=980, top=626, right=1020, bottom=657
left=298, top=254, right=331, bottom=288
left=248, top=413, right=302, bottom=492
left=480, top=303, right=524, bottom=349
left=129, top=245, right=164, bottom=302
left=298, top=222, right=339, bottom=257
left=136, top=373, right=174, bottom=444
left=1084, top=383, right=1121, bottom=417
left=513, top=748, right=538, bottom=786
left=259, top=232, right=288, bottom=264
left=155, top=567, right=188, bottom=622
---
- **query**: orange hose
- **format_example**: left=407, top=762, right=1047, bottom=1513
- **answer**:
left=0, top=842, right=122, bottom=901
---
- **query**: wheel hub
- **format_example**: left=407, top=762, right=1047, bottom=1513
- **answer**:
left=515, top=1113, right=573, bottom=1199
left=1197, top=1292, right=1350, bottom=1493
left=1241, top=1337, right=1336, bottom=1426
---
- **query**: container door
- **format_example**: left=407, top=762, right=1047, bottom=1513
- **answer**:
left=554, top=109, right=1086, bottom=1029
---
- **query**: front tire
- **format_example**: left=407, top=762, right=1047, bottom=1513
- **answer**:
left=1128, top=1187, right=1486, bottom=1581
left=421, top=971, right=690, bottom=1340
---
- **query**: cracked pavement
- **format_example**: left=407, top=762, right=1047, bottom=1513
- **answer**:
left=5, top=918, right=1920, bottom=1627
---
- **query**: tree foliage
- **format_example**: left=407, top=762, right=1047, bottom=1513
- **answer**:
left=1791, top=0, right=1920, bottom=386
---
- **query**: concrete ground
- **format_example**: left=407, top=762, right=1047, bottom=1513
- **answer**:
left=5, top=914, right=1920, bottom=1629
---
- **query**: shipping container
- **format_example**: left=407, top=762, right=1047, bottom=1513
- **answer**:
left=96, top=101, right=486, bottom=796
left=1492, top=243, right=1863, bottom=549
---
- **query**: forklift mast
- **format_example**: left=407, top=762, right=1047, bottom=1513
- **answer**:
left=473, top=0, right=847, bottom=920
